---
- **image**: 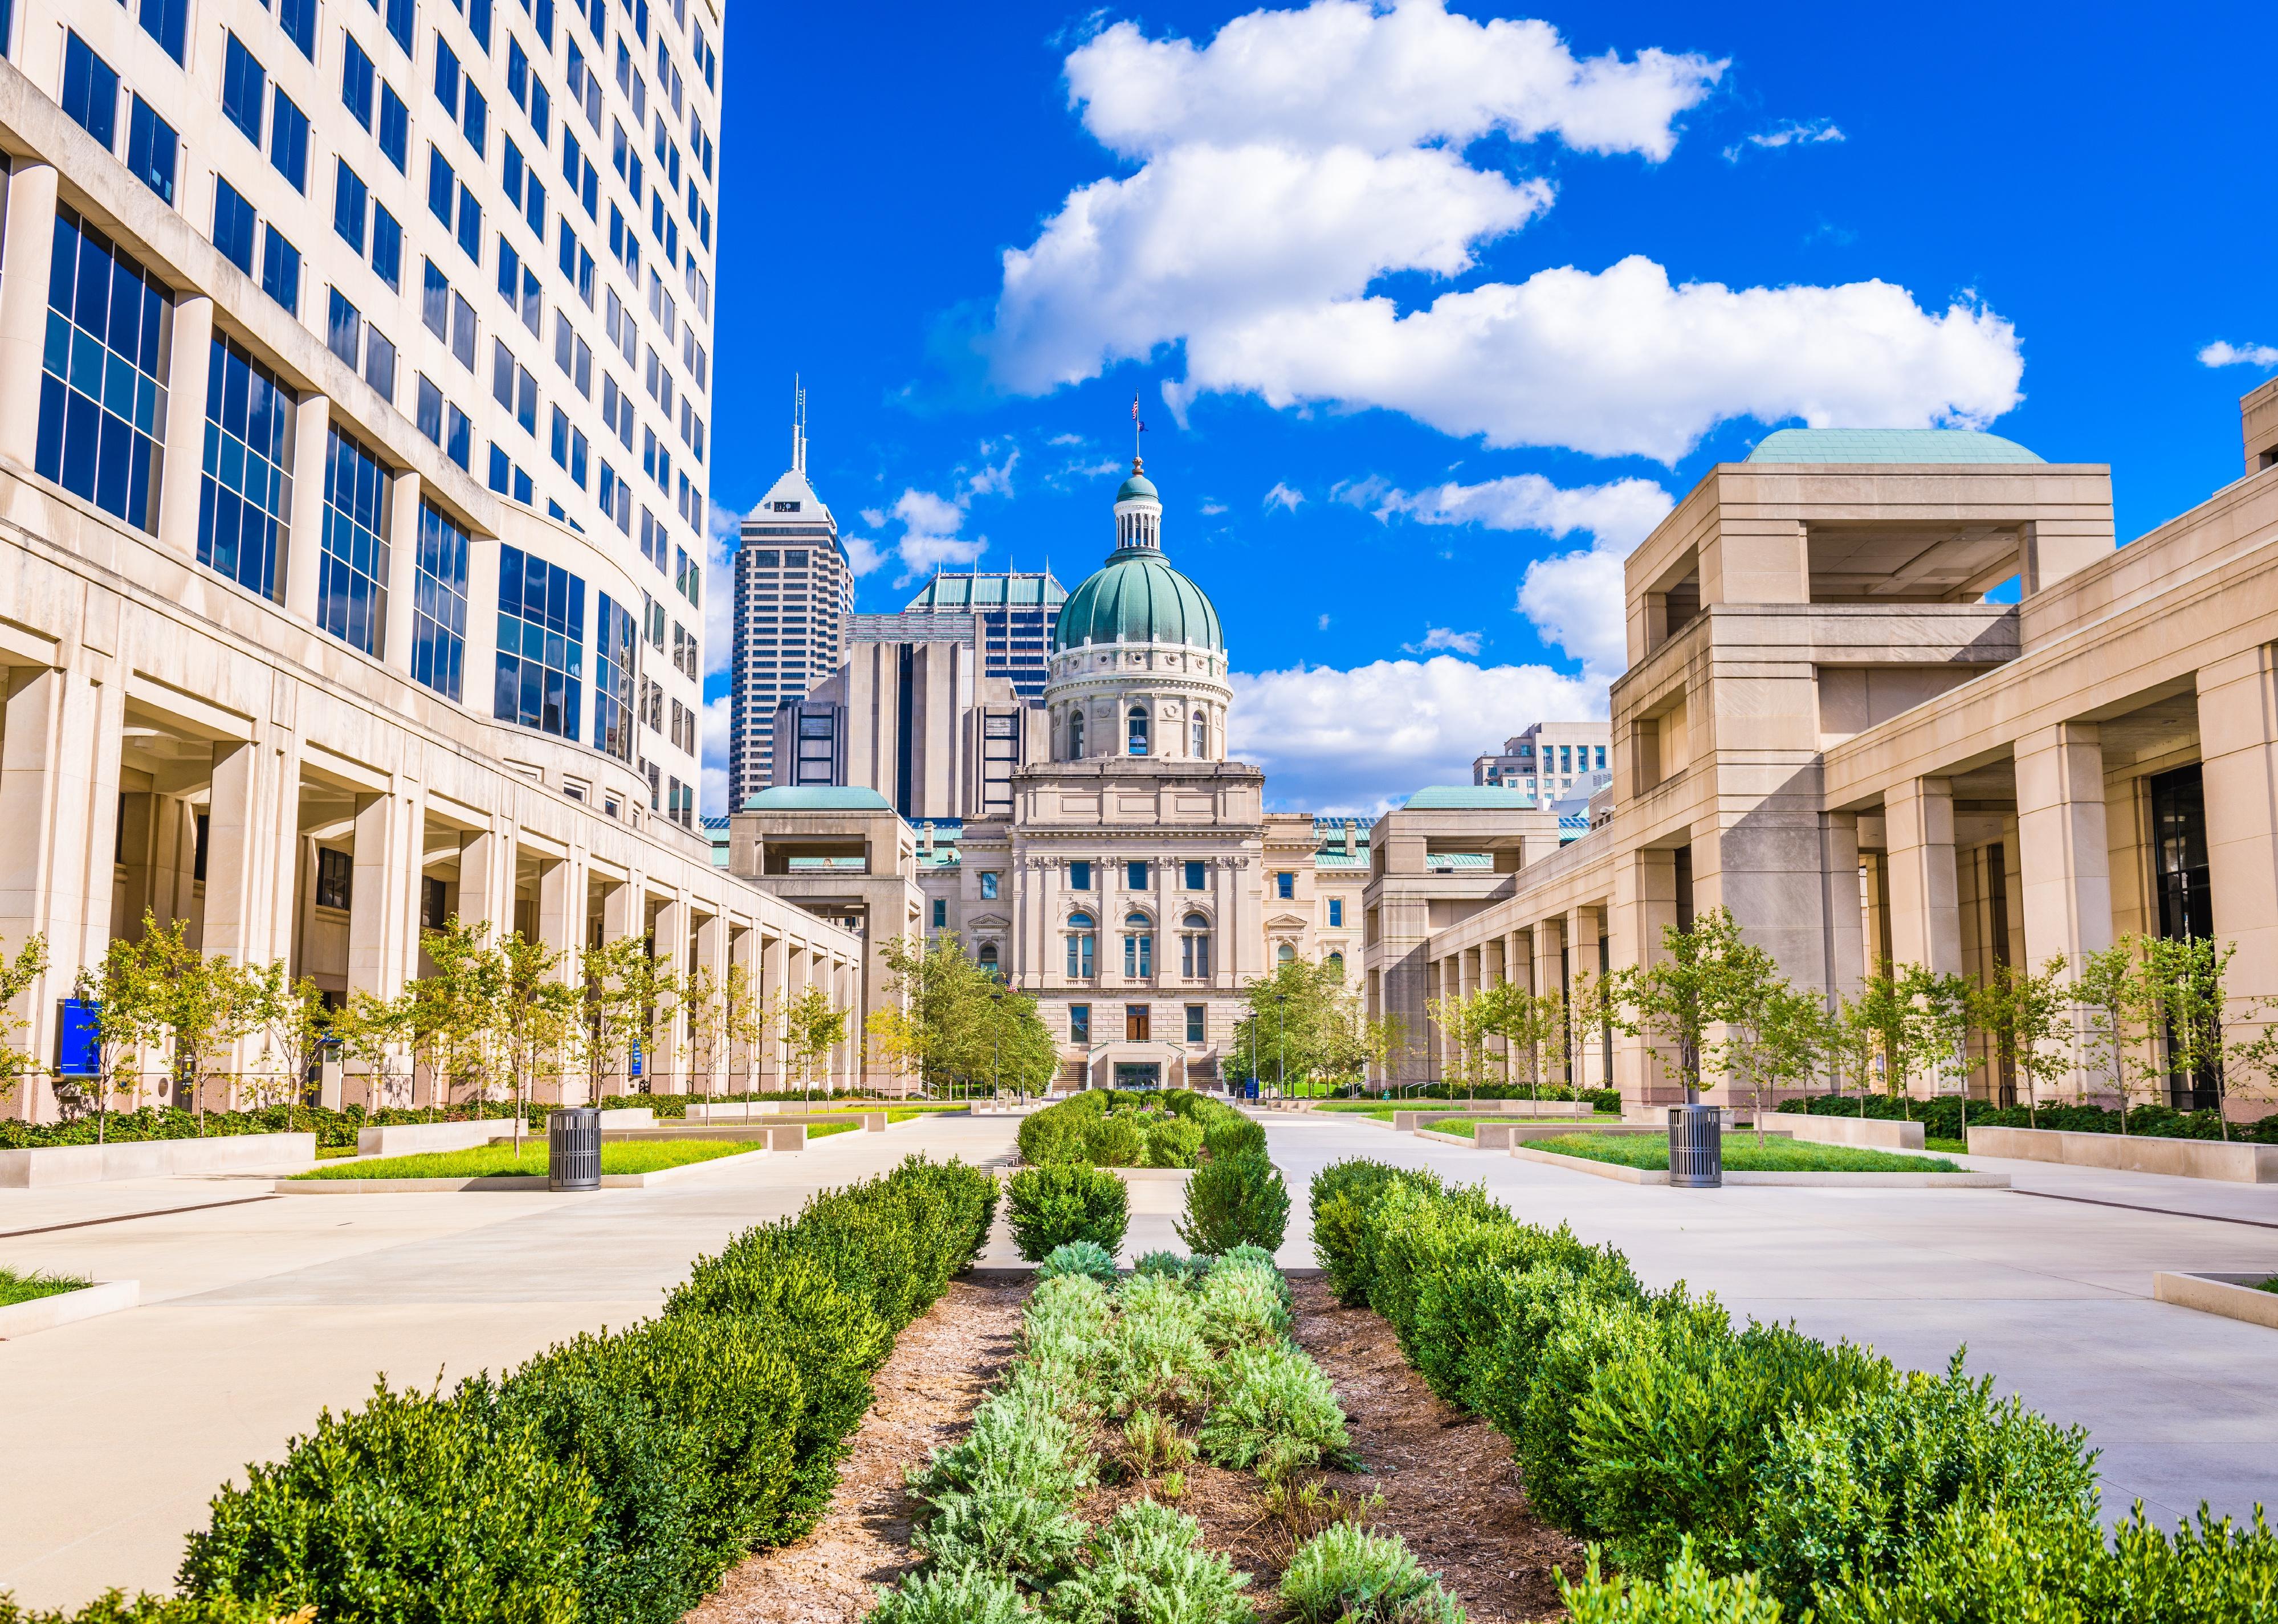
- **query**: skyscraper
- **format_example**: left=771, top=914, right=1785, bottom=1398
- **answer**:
left=900, top=570, right=1066, bottom=697
left=728, top=398, right=851, bottom=807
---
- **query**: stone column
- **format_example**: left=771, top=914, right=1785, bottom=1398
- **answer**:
left=347, top=787, right=413, bottom=1003
left=382, top=469, right=422, bottom=671
left=763, top=929, right=789, bottom=1090
left=1610, top=848, right=1678, bottom=1104
left=455, top=823, right=516, bottom=934
left=692, top=911, right=727, bottom=1095
left=728, top=925, right=758, bottom=1090
left=202, top=735, right=300, bottom=966
left=1884, top=777, right=1962, bottom=974
left=1818, top=811, right=1866, bottom=1006
left=653, top=892, right=691, bottom=1091
left=157, top=297, right=215, bottom=557
left=2199, top=648, right=2278, bottom=1032
left=0, top=165, right=60, bottom=469
left=282, top=395, right=331, bottom=622
left=0, top=664, right=122, bottom=1119
left=1567, top=907, right=1602, bottom=1090
left=2015, top=724, right=2113, bottom=976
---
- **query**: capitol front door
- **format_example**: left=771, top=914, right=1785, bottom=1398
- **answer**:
left=1125, top=1004, right=1150, bottom=1040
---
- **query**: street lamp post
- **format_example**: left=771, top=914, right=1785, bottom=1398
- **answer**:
left=1272, top=990, right=1286, bottom=1103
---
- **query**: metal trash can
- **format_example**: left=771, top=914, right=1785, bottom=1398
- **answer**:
left=1668, top=1103, right=1723, bottom=1188
left=548, top=1107, right=601, bottom=1192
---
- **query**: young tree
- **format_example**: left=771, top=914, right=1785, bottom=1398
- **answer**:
left=680, top=962, right=728, bottom=1100
left=1966, top=957, right=2070, bottom=1128
left=495, top=932, right=581, bottom=1152
left=1425, top=988, right=1492, bottom=1103
left=1826, top=986, right=1881, bottom=1112
left=721, top=959, right=767, bottom=1095
left=2142, top=933, right=2237, bottom=1139
left=242, top=965, right=337, bottom=1116
left=1615, top=906, right=1754, bottom=1104
left=577, top=937, right=649, bottom=1103
left=1904, top=965, right=1974, bottom=1128
left=332, top=987, right=411, bottom=1111
left=2074, top=939, right=2143, bottom=1132
left=1847, top=961, right=1924, bottom=1119
left=0, top=935, right=50, bottom=1114
left=1717, top=966, right=1827, bottom=1147
left=781, top=984, right=847, bottom=1101
left=408, top=919, right=505, bottom=1115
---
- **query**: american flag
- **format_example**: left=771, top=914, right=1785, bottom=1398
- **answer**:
left=1131, top=394, right=1146, bottom=434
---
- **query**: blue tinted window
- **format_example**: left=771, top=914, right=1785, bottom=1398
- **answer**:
left=268, top=90, right=308, bottom=190
left=493, top=544, right=585, bottom=740
left=332, top=161, right=368, bottom=251
left=593, top=594, right=636, bottom=760
left=327, top=288, right=361, bottom=367
left=431, top=36, right=459, bottom=112
left=197, top=334, right=294, bottom=598
left=378, top=84, right=409, bottom=170
left=341, top=35, right=376, bottom=127
left=212, top=179, right=256, bottom=271
left=371, top=203, right=402, bottom=289
left=279, top=0, right=316, bottom=58
left=456, top=190, right=482, bottom=259
left=462, top=84, right=487, bottom=153
left=385, top=0, right=414, bottom=54
left=137, top=0, right=188, bottom=62
left=36, top=211, right=168, bottom=533
left=426, top=148, right=454, bottom=224
left=222, top=36, right=266, bottom=145
left=411, top=501, right=468, bottom=700
left=62, top=34, right=119, bottom=152
left=319, top=427, right=390, bottom=655
left=468, top=0, right=492, bottom=48
left=259, top=226, right=300, bottom=316
left=125, top=97, right=178, bottom=204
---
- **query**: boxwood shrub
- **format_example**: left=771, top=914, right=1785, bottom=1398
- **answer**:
left=1175, top=1150, right=1289, bottom=1255
left=101, top=1155, right=995, bottom=1624
left=1007, top=1164, right=1130, bottom=1260
left=1309, top=1157, right=2264, bottom=1619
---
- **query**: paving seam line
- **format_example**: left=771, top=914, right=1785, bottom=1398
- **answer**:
left=0, top=1193, right=282, bottom=1239
left=2009, top=1187, right=2278, bottom=1232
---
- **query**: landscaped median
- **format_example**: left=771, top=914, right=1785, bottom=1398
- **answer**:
left=0, top=1268, right=140, bottom=1340
left=0, top=1155, right=998, bottom=1623
left=275, top=1136, right=779, bottom=1193
left=1308, top=1157, right=2278, bottom=1619
left=1511, top=1129, right=2011, bottom=1188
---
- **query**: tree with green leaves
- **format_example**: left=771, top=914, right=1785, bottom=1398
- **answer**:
left=1717, top=973, right=1829, bottom=1146
left=407, top=919, right=505, bottom=1114
left=0, top=935, right=50, bottom=1114
left=780, top=984, right=847, bottom=1101
left=1482, top=980, right=1567, bottom=1106
left=495, top=931, right=582, bottom=1151
left=239, top=964, right=339, bottom=1116
left=1966, top=957, right=2070, bottom=1128
left=332, top=986, right=411, bottom=1111
left=1611, top=905, right=1752, bottom=1104
left=680, top=962, right=728, bottom=1099
left=2140, top=933, right=2238, bottom=1140
left=867, top=932, right=1007, bottom=1096
left=1905, top=964, right=1975, bottom=1127
left=719, top=959, right=765, bottom=1095
left=2073, top=938, right=2144, bottom=1131
left=1426, top=987, right=1493, bottom=1102
left=1229, top=955, right=1350, bottom=1095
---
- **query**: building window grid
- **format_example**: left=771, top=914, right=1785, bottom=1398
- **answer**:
left=493, top=543, right=585, bottom=740
left=38, top=211, right=169, bottom=536
left=197, top=334, right=294, bottom=599
left=317, top=426, right=390, bottom=655
left=411, top=500, right=470, bottom=700
left=1065, top=912, right=1095, bottom=980
left=592, top=594, right=637, bottom=761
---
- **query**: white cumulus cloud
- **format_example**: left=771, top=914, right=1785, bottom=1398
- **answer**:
left=982, top=2, right=2023, bottom=463
left=845, top=447, right=1019, bottom=585
left=1263, top=481, right=1306, bottom=513
left=1229, top=655, right=1604, bottom=811
left=1723, top=118, right=1844, bottom=161
left=2199, top=341, right=2278, bottom=369
left=1404, top=626, right=1482, bottom=655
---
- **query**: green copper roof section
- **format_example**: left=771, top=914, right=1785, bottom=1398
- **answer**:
left=1116, top=459, right=1159, bottom=503
left=1402, top=785, right=1538, bottom=810
left=740, top=786, right=894, bottom=812
left=1053, top=548, right=1224, bottom=653
left=1747, top=428, right=2043, bottom=464
left=902, top=570, right=1067, bottom=611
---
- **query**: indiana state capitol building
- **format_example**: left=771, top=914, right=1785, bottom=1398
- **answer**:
left=736, top=462, right=1366, bottom=1090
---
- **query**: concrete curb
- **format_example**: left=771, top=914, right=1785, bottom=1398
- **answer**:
left=0, top=1279, right=138, bottom=1337
left=0, top=1135, right=317, bottom=1188
left=1414, top=1128, right=1482, bottom=1147
left=2153, top=1271, right=2278, bottom=1329
left=1508, top=1146, right=2010, bottom=1188
left=273, top=1147, right=772, bottom=1193
left=1966, top=1126, right=2278, bottom=1184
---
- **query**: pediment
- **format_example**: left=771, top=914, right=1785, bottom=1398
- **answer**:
left=968, top=912, right=1012, bottom=931
left=1265, top=913, right=1309, bottom=930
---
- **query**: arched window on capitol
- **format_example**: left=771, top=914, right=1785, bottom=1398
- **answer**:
left=977, top=941, right=1000, bottom=977
left=1123, top=911, right=1154, bottom=978
left=1066, top=912, right=1096, bottom=979
left=1276, top=943, right=1297, bottom=966
left=1127, top=705, right=1148, bottom=756
left=1191, top=712, right=1206, bottom=755
left=1180, top=912, right=1211, bottom=979
left=1069, top=710, right=1085, bottom=757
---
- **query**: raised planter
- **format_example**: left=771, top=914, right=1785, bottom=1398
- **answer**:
left=1965, top=1125, right=2278, bottom=1183
left=0, top=1279, right=138, bottom=1337
left=275, top=1147, right=769, bottom=1194
left=2153, top=1271, right=2278, bottom=1330
left=1782, top=1113, right=1928, bottom=1152
left=355, top=1108, right=654, bottom=1158
left=1395, top=1105, right=1590, bottom=1132
left=1109, top=1166, right=1195, bottom=1182
left=1508, top=1145, right=2008, bottom=1188
left=0, top=1133, right=317, bottom=1188
left=1475, top=1121, right=1790, bottom=1151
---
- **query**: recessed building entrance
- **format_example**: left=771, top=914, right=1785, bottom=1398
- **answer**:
left=1114, top=1062, right=1162, bottom=1088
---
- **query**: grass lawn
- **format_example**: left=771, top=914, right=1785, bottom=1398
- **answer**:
left=807, top=1120, right=859, bottom=1140
left=1925, top=1136, right=1969, bottom=1154
left=0, top=1266, right=93, bottom=1306
left=292, top=1139, right=763, bottom=1180
left=1530, top=1131, right=1962, bottom=1174
left=2255, top=1277, right=2278, bottom=1296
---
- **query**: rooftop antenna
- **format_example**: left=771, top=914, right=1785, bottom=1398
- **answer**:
left=792, top=377, right=807, bottom=475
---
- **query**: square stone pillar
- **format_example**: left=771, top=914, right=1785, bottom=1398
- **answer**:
left=455, top=824, right=516, bottom=935
left=347, top=787, right=413, bottom=1003
left=202, top=735, right=300, bottom=968
left=1818, top=812, right=1866, bottom=1004
left=762, top=930, right=789, bottom=1090
left=653, top=893, right=691, bottom=1091
left=1884, top=777, right=1962, bottom=974
left=0, top=165, right=59, bottom=469
left=691, top=911, right=727, bottom=1094
left=1611, top=848, right=1679, bottom=1103
left=536, top=853, right=586, bottom=966
left=382, top=470, right=421, bottom=671
left=1567, top=907, right=1603, bottom=1090
left=0, top=664, right=122, bottom=1119
left=282, top=395, right=331, bottom=622
left=2199, top=648, right=2278, bottom=1021
left=158, top=297, right=215, bottom=558
left=2015, top=724, right=2114, bottom=978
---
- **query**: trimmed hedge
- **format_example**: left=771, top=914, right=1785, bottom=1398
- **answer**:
left=1175, top=1150, right=1289, bottom=1256
left=1007, top=1164, right=1130, bottom=1261
left=11, top=1156, right=996, bottom=1624
left=1409, top=1082, right=1624, bottom=1113
left=1311, top=1158, right=2278, bottom=1619
left=1016, top=1090, right=1256, bottom=1170
left=1778, top=1093, right=2278, bottom=1145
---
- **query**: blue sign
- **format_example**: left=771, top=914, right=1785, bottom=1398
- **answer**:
left=628, top=1043, right=643, bottom=1078
left=57, top=998, right=100, bottom=1076
left=1242, top=1079, right=1258, bottom=1101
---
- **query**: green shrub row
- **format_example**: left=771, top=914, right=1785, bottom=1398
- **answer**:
left=1016, top=1090, right=1262, bottom=1169
left=0, top=1088, right=923, bottom=1152
left=1408, top=1082, right=1625, bottom=1112
left=1777, top=1093, right=2278, bottom=1145
left=2, top=1156, right=997, bottom=1624
left=1310, top=1158, right=2278, bottom=1621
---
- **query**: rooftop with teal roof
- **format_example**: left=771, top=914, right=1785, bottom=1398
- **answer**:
left=1401, top=785, right=1540, bottom=811
left=739, top=786, right=895, bottom=813
left=902, top=570, right=1067, bottom=611
left=1746, top=428, right=2043, bottom=464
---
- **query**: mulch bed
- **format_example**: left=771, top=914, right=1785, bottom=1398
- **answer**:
left=687, top=1274, right=1582, bottom=1623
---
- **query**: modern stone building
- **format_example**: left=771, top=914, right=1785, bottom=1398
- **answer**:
left=0, top=0, right=869, bottom=1116
left=1472, top=720, right=1611, bottom=801
left=1367, top=421, right=2278, bottom=1112
left=899, top=568, right=1066, bottom=699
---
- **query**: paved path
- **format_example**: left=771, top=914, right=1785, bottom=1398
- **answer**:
left=0, top=1116, right=1020, bottom=1610
left=1260, top=1113, right=2278, bottom=1531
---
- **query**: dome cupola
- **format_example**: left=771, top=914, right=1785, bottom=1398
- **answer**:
left=1053, top=458, right=1224, bottom=654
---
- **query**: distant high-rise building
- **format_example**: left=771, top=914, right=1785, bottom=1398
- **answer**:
left=1472, top=720, right=1611, bottom=801
left=730, top=398, right=851, bottom=809
left=901, top=570, right=1066, bottom=698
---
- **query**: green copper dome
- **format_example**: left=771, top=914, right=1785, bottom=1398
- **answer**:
left=1116, top=463, right=1159, bottom=502
left=1053, top=548, right=1223, bottom=653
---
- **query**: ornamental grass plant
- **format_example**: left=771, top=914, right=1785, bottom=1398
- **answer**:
left=1309, top=1157, right=2277, bottom=1621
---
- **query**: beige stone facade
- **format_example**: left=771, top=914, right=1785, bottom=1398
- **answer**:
left=1367, top=421, right=2278, bottom=1112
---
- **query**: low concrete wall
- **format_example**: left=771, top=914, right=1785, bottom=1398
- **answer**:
left=0, top=1133, right=317, bottom=1188
left=1781, top=1113, right=1927, bottom=1152
left=1395, top=1105, right=1589, bottom=1131
left=2153, top=1271, right=2278, bottom=1329
left=765, top=1124, right=806, bottom=1152
left=356, top=1108, right=654, bottom=1158
left=0, top=1279, right=139, bottom=1335
left=1473, top=1121, right=1789, bottom=1150
left=1966, top=1125, right=2278, bottom=1183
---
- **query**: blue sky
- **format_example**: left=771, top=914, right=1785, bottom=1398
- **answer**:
left=698, top=1, right=2277, bottom=814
